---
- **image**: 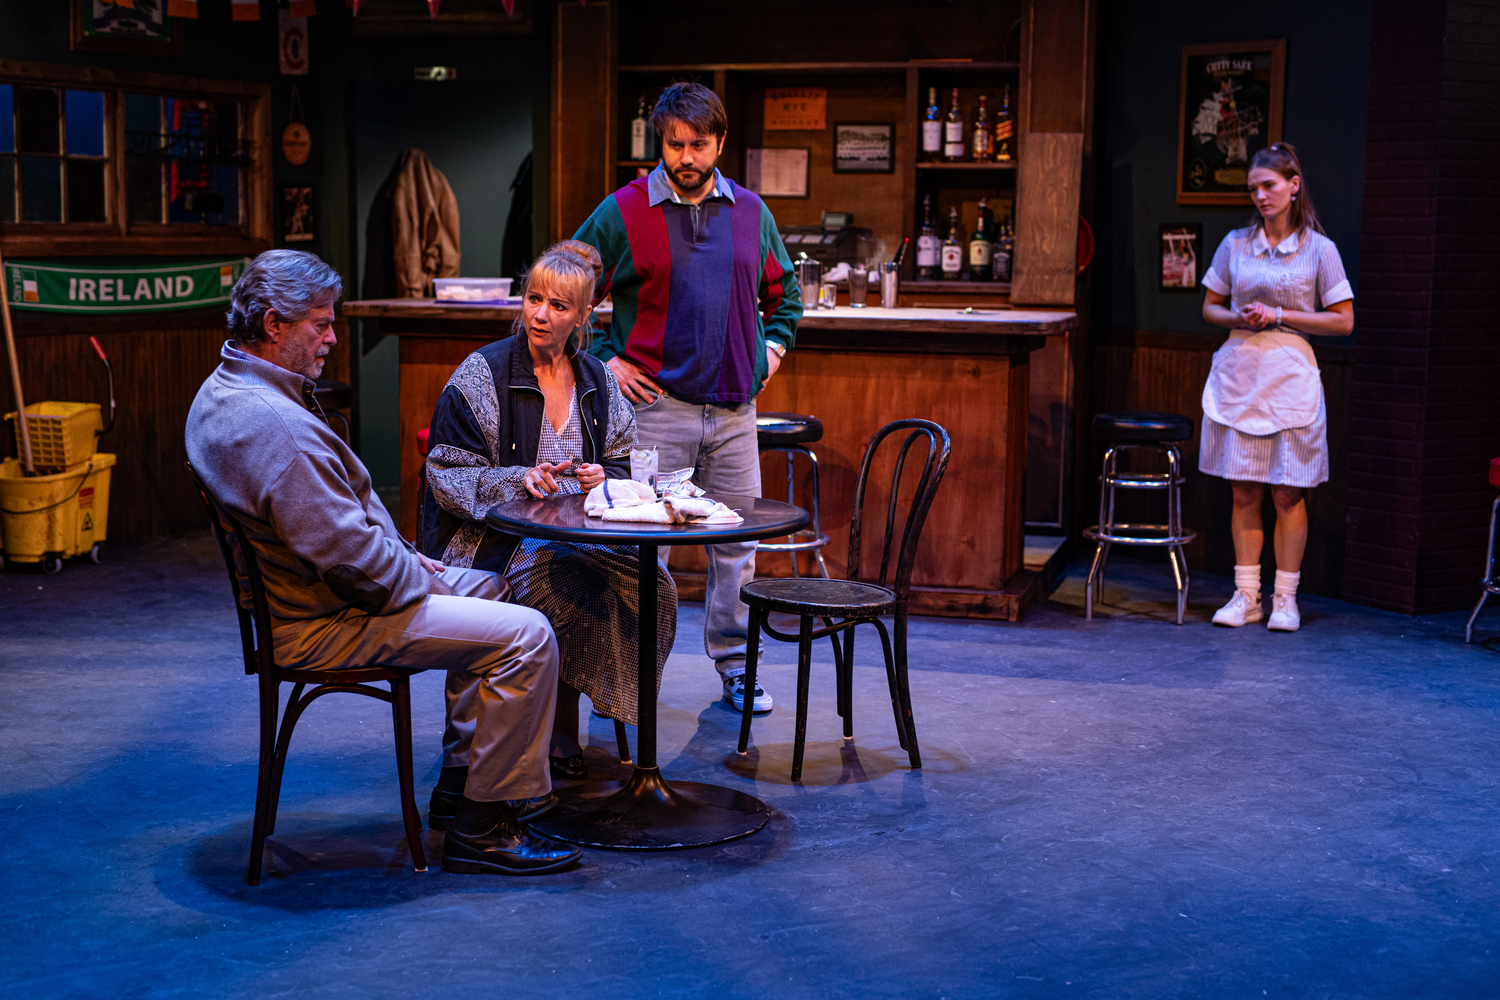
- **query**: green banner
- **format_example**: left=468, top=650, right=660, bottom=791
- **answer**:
left=4, top=258, right=249, bottom=314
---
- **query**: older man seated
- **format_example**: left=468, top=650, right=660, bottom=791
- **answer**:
left=185, top=249, right=579, bottom=876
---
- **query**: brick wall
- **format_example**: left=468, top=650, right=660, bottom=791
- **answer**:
left=1345, top=0, right=1500, bottom=613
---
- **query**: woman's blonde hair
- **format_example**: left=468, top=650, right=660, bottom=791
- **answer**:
left=513, top=240, right=603, bottom=350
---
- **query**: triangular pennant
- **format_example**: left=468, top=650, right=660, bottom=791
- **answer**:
left=426, top=0, right=441, bottom=17
left=167, top=0, right=198, bottom=16
left=288, top=0, right=317, bottom=15
left=230, top=0, right=260, bottom=21
left=501, top=0, right=515, bottom=14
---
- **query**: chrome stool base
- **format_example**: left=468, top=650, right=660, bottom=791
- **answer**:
left=1465, top=495, right=1500, bottom=644
left=758, top=444, right=830, bottom=579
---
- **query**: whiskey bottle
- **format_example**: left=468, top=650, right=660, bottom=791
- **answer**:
left=630, top=95, right=654, bottom=161
left=921, top=87, right=942, bottom=162
left=994, top=84, right=1014, bottom=163
left=941, top=206, right=963, bottom=280
left=991, top=221, right=1014, bottom=282
left=943, top=88, right=965, bottom=162
left=970, top=96, right=993, bottom=162
left=916, top=195, right=939, bottom=280
left=968, top=197, right=993, bottom=276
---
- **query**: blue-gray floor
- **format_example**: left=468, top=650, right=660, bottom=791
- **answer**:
left=3, top=536, right=1499, bottom=999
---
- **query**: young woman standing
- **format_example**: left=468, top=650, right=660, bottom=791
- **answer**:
left=1199, top=142, right=1355, bottom=632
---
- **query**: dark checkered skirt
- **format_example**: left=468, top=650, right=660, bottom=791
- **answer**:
left=504, top=538, right=677, bottom=726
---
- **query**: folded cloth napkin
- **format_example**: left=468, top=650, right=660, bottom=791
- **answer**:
left=583, top=479, right=656, bottom=517
left=664, top=497, right=742, bottom=523
left=584, top=481, right=743, bottom=524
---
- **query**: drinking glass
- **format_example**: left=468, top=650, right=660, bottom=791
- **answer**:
left=848, top=265, right=869, bottom=308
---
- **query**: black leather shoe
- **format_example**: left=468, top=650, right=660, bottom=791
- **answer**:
left=441, top=798, right=581, bottom=875
left=549, top=753, right=588, bottom=781
left=429, top=787, right=557, bottom=830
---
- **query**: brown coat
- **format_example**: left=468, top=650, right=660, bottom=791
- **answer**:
left=390, top=148, right=460, bottom=297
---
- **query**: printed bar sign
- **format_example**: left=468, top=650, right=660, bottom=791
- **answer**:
left=4, top=258, right=249, bottom=314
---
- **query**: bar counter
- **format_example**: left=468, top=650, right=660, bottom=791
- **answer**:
left=342, top=298, right=1078, bottom=620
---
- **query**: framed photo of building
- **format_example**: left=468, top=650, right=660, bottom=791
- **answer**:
left=1159, top=224, right=1202, bottom=291
left=1177, top=39, right=1285, bottom=205
left=832, top=123, right=895, bottom=174
left=70, top=0, right=185, bottom=57
left=282, top=186, right=315, bottom=244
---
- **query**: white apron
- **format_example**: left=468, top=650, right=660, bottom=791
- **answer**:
left=1201, top=329, right=1322, bottom=436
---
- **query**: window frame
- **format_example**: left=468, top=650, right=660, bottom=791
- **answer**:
left=0, top=59, right=271, bottom=257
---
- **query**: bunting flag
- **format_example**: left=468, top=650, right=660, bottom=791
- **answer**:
left=348, top=0, right=367, bottom=15
left=230, top=0, right=260, bottom=20
left=166, top=0, right=197, bottom=16
left=426, top=0, right=440, bottom=16
left=501, top=0, right=514, bottom=13
left=288, top=0, right=317, bottom=15
left=112, top=0, right=134, bottom=8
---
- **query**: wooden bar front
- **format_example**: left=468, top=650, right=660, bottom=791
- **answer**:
left=343, top=299, right=1076, bottom=620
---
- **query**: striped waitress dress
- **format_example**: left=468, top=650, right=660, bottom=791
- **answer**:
left=1198, top=226, right=1353, bottom=487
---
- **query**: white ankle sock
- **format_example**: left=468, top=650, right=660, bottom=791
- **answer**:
left=1274, top=570, right=1300, bottom=597
left=1233, top=565, right=1262, bottom=597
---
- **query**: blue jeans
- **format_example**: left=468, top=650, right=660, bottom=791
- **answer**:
left=632, top=392, right=760, bottom=675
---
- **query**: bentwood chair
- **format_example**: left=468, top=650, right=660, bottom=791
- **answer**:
left=189, top=465, right=428, bottom=885
left=737, top=419, right=951, bottom=780
left=1465, top=456, right=1500, bottom=644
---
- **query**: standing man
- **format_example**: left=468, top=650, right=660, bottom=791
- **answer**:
left=573, top=82, right=802, bottom=714
left=186, top=250, right=580, bottom=876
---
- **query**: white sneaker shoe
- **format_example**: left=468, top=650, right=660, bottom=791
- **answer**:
left=1267, top=593, right=1301, bottom=632
left=1212, top=589, right=1263, bottom=627
left=723, top=674, right=773, bottom=714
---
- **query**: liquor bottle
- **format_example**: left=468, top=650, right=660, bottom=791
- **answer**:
left=629, top=95, right=653, bottom=161
left=941, top=206, right=963, bottom=280
left=994, top=84, right=1014, bottom=163
left=916, top=195, right=939, bottom=280
left=968, top=197, right=993, bottom=277
left=921, top=87, right=942, bottom=162
left=943, top=88, right=965, bottom=162
left=992, top=220, right=1014, bottom=282
left=970, top=96, right=993, bottom=162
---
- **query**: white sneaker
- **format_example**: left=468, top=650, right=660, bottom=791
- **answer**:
left=723, top=674, right=773, bottom=714
left=1212, top=589, right=1263, bottom=627
left=1267, top=593, right=1301, bottom=632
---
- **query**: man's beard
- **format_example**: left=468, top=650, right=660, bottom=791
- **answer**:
left=667, top=159, right=714, bottom=193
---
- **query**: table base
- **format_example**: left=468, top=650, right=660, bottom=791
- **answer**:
left=533, top=766, right=769, bottom=850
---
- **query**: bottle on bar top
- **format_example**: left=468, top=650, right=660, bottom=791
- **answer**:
left=994, top=84, right=1014, bottom=163
left=943, top=88, right=965, bottom=162
left=917, top=195, right=939, bottom=280
left=970, top=96, right=993, bottom=162
left=968, top=197, right=993, bottom=278
left=921, top=87, right=942, bottom=162
left=992, top=220, right=1014, bottom=282
left=630, top=95, right=654, bottom=161
left=941, top=206, right=963, bottom=280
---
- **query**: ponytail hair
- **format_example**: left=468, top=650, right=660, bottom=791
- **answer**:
left=1246, top=141, right=1325, bottom=237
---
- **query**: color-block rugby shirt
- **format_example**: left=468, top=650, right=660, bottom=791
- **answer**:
left=574, top=164, right=802, bottom=404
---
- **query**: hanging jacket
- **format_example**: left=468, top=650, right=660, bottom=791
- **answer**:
left=390, top=148, right=460, bottom=297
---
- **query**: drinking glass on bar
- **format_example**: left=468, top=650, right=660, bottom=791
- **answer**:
left=848, top=264, right=869, bottom=308
left=818, top=283, right=838, bottom=309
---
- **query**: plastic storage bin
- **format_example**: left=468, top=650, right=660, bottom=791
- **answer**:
left=0, top=452, right=115, bottom=573
left=433, top=278, right=514, bottom=302
left=6, top=402, right=103, bottom=473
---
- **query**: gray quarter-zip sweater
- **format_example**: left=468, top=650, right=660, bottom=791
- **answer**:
left=186, top=341, right=429, bottom=622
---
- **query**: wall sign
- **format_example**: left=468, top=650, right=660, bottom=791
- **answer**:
left=833, top=122, right=894, bottom=173
left=1177, top=39, right=1285, bottom=205
left=744, top=149, right=809, bottom=199
left=764, top=88, right=826, bottom=131
left=279, top=11, right=310, bottom=76
left=1159, top=223, right=1202, bottom=291
left=283, top=186, right=315, bottom=243
left=4, top=259, right=248, bottom=314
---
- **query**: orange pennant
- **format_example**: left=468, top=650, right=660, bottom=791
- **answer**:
left=166, top=0, right=197, bottom=15
left=230, top=0, right=260, bottom=20
left=288, top=0, right=317, bottom=15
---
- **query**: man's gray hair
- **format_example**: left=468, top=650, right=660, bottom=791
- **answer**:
left=226, top=250, right=343, bottom=344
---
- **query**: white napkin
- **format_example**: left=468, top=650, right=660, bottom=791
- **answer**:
left=583, top=479, right=656, bottom=517
left=584, top=480, right=743, bottom=524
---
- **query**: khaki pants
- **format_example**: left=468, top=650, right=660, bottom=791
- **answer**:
left=272, top=566, right=558, bottom=802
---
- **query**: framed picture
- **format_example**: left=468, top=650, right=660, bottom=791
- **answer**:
left=1159, top=224, right=1202, bottom=291
left=744, top=148, right=809, bottom=199
left=1177, top=39, right=1285, bottom=205
left=282, top=186, right=314, bottom=244
left=833, top=122, right=894, bottom=174
left=71, top=0, right=185, bottom=57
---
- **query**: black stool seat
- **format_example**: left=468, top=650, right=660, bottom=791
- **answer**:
left=757, top=412, right=823, bottom=446
left=742, top=578, right=895, bottom=618
left=1093, top=410, right=1193, bottom=443
left=313, top=377, right=353, bottom=412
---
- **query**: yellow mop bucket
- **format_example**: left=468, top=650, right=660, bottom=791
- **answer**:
left=0, top=453, right=116, bottom=574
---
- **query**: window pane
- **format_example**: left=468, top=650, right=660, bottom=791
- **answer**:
left=15, top=87, right=60, bottom=155
left=0, top=156, right=13, bottom=223
left=127, top=155, right=162, bottom=223
left=67, top=159, right=107, bottom=223
left=0, top=85, right=13, bottom=154
left=20, top=156, right=62, bottom=222
left=65, top=90, right=106, bottom=157
left=124, top=93, right=160, bottom=137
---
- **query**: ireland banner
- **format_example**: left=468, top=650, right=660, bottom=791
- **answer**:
left=4, top=258, right=249, bottom=314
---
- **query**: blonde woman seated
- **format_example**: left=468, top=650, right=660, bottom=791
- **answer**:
left=419, top=242, right=677, bottom=821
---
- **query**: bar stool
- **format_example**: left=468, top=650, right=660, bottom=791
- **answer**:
left=756, top=412, right=830, bottom=578
left=1083, top=411, right=1198, bottom=625
left=312, top=377, right=353, bottom=442
left=1464, top=456, right=1500, bottom=643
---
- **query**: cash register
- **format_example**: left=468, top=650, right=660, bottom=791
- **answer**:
left=778, top=212, right=873, bottom=267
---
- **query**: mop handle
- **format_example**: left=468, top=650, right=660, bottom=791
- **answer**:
left=0, top=251, right=35, bottom=475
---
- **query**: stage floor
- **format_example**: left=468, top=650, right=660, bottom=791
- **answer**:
left=3, top=535, right=1498, bottom=998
